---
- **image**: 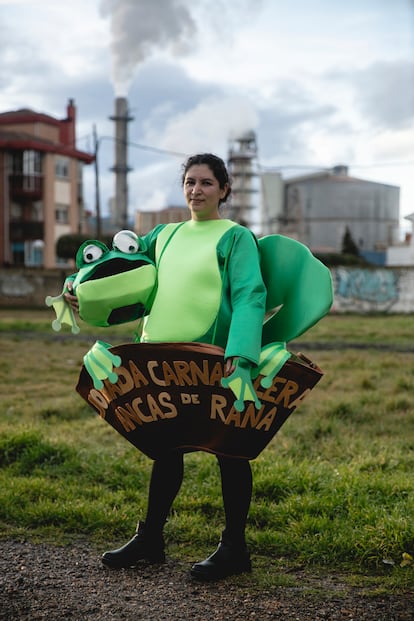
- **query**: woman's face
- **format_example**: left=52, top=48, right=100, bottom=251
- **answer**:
left=183, top=164, right=229, bottom=221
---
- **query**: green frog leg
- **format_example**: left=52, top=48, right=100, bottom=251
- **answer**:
left=83, top=340, right=122, bottom=390
left=252, top=342, right=292, bottom=389
left=45, top=292, right=80, bottom=334
left=221, top=357, right=261, bottom=412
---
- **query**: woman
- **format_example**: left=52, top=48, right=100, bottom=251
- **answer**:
left=67, top=153, right=267, bottom=581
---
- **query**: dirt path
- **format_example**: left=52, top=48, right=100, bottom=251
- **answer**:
left=1, top=539, right=413, bottom=620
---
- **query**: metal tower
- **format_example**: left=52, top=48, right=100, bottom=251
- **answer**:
left=227, top=131, right=259, bottom=229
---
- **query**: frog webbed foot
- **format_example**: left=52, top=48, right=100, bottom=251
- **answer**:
left=221, top=357, right=261, bottom=412
left=83, top=341, right=122, bottom=390
left=45, top=293, right=80, bottom=334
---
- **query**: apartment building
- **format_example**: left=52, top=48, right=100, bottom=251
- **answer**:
left=0, top=99, right=94, bottom=268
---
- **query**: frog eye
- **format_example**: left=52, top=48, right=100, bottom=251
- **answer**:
left=82, top=243, right=104, bottom=264
left=113, top=230, right=140, bottom=254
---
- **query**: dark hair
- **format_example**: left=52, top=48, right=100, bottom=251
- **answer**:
left=181, top=153, right=232, bottom=205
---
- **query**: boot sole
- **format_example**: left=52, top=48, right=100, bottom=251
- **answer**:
left=102, top=554, right=165, bottom=568
left=190, top=562, right=252, bottom=581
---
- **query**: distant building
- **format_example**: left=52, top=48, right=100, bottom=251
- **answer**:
left=281, top=165, right=400, bottom=261
left=135, top=206, right=190, bottom=235
left=87, top=214, right=135, bottom=239
left=0, top=99, right=94, bottom=268
left=387, top=213, right=414, bottom=266
left=260, top=171, right=284, bottom=236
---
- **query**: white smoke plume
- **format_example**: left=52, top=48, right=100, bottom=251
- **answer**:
left=144, top=95, right=260, bottom=155
left=100, top=0, right=263, bottom=96
left=100, top=0, right=196, bottom=96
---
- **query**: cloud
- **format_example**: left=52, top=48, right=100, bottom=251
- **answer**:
left=142, top=94, right=259, bottom=157
left=0, top=2, right=110, bottom=115
left=366, top=128, right=414, bottom=165
left=254, top=77, right=340, bottom=166
left=353, top=61, right=414, bottom=129
left=127, top=60, right=215, bottom=134
left=0, top=21, right=50, bottom=106
left=330, top=60, right=414, bottom=130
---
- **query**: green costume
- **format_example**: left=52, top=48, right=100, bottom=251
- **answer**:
left=46, top=225, right=333, bottom=411
left=138, top=219, right=266, bottom=366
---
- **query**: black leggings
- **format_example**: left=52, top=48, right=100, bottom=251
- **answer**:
left=144, top=451, right=252, bottom=545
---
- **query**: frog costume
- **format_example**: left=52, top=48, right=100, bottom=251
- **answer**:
left=47, top=225, right=333, bottom=412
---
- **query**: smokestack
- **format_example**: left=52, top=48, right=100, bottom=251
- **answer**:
left=110, top=97, right=134, bottom=229
left=60, top=98, right=76, bottom=147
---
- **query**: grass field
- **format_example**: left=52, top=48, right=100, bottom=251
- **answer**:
left=1, top=309, right=414, bottom=593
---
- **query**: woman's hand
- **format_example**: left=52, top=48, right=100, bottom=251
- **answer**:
left=63, top=283, right=79, bottom=313
left=224, top=357, right=237, bottom=376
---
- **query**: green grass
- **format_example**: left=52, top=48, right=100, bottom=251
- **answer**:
left=292, top=313, right=414, bottom=347
left=1, top=309, right=414, bottom=593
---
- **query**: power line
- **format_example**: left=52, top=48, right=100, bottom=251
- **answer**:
left=128, top=140, right=188, bottom=158
left=95, top=134, right=188, bottom=158
left=89, top=130, right=414, bottom=170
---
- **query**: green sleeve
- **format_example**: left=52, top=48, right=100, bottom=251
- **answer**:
left=137, top=224, right=167, bottom=262
left=220, top=227, right=267, bottom=365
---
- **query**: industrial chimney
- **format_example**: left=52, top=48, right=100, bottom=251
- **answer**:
left=109, top=97, right=134, bottom=229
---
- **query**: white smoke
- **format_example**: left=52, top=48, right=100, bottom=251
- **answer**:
left=144, top=95, right=260, bottom=155
left=100, top=0, right=263, bottom=96
left=100, top=0, right=196, bottom=96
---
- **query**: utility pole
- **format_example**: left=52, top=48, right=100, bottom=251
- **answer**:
left=93, top=124, right=101, bottom=238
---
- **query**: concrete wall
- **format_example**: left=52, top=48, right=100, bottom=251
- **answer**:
left=330, top=266, right=414, bottom=313
left=0, top=269, right=71, bottom=308
left=0, top=266, right=414, bottom=314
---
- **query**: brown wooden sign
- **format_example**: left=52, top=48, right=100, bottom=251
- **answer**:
left=76, top=342, right=323, bottom=460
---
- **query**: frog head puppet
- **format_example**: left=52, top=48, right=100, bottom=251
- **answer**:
left=46, top=230, right=156, bottom=333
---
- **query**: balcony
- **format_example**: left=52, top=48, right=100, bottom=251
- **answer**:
left=9, top=173, right=43, bottom=200
left=9, top=220, right=44, bottom=242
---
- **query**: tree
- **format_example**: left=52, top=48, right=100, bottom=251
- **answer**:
left=341, top=226, right=359, bottom=256
left=56, top=234, right=112, bottom=260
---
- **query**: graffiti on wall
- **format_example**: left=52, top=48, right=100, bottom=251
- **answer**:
left=332, top=268, right=400, bottom=312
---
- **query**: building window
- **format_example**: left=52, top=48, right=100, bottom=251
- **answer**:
left=10, top=203, right=23, bottom=220
left=12, top=150, right=42, bottom=175
left=25, top=240, right=44, bottom=267
left=55, top=204, right=69, bottom=224
left=12, top=241, right=25, bottom=266
left=55, top=157, right=69, bottom=178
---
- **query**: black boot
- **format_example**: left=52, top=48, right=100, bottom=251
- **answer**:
left=190, top=532, right=251, bottom=581
left=102, top=521, right=165, bottom=568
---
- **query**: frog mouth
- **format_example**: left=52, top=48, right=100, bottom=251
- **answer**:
left=108, top=302, right=146, bottom=324
left=86, top=258, right=148, bottom=280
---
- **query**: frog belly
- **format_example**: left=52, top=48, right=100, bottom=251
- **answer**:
left=142, top=220, right=234, bottom=343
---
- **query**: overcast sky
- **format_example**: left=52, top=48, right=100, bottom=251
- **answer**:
left=1, top=0, right=414, bottom=230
